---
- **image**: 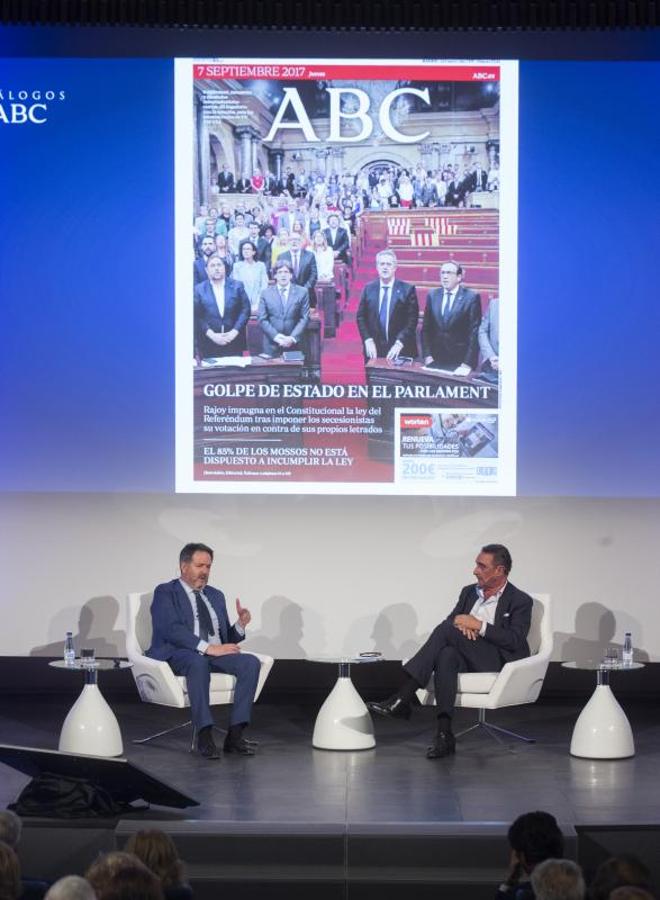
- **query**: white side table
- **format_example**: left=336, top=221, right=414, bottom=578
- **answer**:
left=563, top=661, right=644, bottom=759
left=309, top=657, right=382, bottom=750
left=50, top=659, right=132, bottom=757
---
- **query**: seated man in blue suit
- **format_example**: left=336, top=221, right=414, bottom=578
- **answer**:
left=147, top=543, right=261, bottom=759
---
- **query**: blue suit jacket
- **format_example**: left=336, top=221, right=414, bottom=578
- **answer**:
left=146, top=579, right=244, bottom=661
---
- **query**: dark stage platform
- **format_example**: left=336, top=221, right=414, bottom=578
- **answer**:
left=1, top=696, right=659, bottom=899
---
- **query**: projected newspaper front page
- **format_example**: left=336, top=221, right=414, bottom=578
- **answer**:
left=175, top=59, right=518, bottom=495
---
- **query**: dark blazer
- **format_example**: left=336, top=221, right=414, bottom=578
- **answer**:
left=256, top=236, right=274, bottom=272
left=446, top=581, right=532, bottom=663
left=217, top=170, right=234, bottom=192
left=194, top=277, right=250, bottom=358
left=193, top=256, right=211, bottom=285
left=445, top=179, right=464, bottom=206
left=323, top=226, right=350, bottom=263
left=468, top=169, right=488, bottom=192
left=421, top=285, right=481, bottom=369
left=278, top=248, right=318, bottom=294
left=356, top=278, right=419, bottom=359
left=147, top=579, right=244, bottom=661
left=257, top=283, right=310, bottom=356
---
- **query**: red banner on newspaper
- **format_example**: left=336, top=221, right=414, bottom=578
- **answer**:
left=193, top=64, right=500, bottom=82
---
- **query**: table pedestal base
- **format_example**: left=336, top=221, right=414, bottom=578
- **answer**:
left=313, top=675, right=375, bottom=751
left=570, top=683, right=634, bottom=759
left=59, top=683, right=124, bottom=757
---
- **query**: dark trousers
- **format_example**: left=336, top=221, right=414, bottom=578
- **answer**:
left=404, top=620, right=503, bottom=717
left=169, top=650, right=261, bottom=730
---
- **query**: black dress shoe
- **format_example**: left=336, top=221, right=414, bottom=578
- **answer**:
left=197, top=727, right=221, bottom=760
left=367, top=697, right=412, bottom=720
left=426, top=730, right=456, bottom=759
left=223, top=736, right=256, bottom=756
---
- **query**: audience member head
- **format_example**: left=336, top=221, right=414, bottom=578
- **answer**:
left=508, top=811, right=564, bottom=874
left=609, top=889, right=655, bottom=900
left=0, top=842, right=21, bottom=900
left=124, top=831, right=185, bottom=889
left=86, top=852, right=163, bottom=900
left=233, top=213, right=245, bottom=228
left=45, top=876, right=97, bottom=900
left=589, top=855, right=653, bottom=900
left=531, top=859, right=585, bottom=900
left=0, top=813, right=21, bottom=850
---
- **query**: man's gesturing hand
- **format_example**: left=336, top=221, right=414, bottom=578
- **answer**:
left=236, top=597, right=251, bottom=628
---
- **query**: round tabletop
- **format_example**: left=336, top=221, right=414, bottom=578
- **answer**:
left=562, top=661, right=644, bottom=672
left=49, top=659, right=133, bottom=672
left=308, top=655, right=385, bottom=665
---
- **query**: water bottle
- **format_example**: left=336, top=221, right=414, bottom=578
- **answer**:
left=622, top=632, right=633, bottom=667
left=64, top=631, right=76, bottom=666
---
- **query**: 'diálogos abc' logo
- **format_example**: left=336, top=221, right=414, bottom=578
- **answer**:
left=0, top=89, right=67, bottom=125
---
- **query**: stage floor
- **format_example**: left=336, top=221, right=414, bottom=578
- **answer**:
left=1, top=696, right=659, bottom=829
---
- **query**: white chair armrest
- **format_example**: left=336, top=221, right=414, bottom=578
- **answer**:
left=483, top=651, right=551, bottom=707
left=244, top=651, right=274, bottom=702
left=129, top=651, right=187, bottom=708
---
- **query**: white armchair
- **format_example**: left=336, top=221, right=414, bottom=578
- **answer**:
left=126, top=592, right=273, bottom=747
left=416, top=595, right=552, bottom=746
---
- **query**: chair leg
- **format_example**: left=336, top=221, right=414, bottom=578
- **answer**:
left=484, top=722, right=536, bottom=743
left=454, top=721, right=481, bottom=739
left=455, top=709, right=536, bottom=749
left=133, top=719, right=193, bottom=746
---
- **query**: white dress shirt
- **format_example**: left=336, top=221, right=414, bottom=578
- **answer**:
left=470, top=582, right=507, bottom=637
left=178, top=578, right=244, bottom=654
left=211, top=281, right=226, bottom=320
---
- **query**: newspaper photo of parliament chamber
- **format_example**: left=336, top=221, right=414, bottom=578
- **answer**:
left=175, top=58, right=518, bottom=495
